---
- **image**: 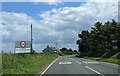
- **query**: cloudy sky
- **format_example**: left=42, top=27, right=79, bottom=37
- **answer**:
left=1, top=0, right=118, bottom=53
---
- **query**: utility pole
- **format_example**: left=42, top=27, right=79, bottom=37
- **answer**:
left=56, top=43, right=57, bottom=49
left=31, top=24, right=32, bottom=53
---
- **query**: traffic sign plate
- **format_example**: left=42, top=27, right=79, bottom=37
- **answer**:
left=20, top=41, right=26, bottom=48
left=15, top=41, right=31, bottom=53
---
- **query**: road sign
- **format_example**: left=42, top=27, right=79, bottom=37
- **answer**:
left=20, top=41, right=26, bottom=48
left=15, top=41, right=31, bottom=53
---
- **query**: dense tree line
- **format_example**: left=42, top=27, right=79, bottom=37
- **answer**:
left=60, top=48, right=77, bottom=55
left=76, top=19, right=120, bottom=58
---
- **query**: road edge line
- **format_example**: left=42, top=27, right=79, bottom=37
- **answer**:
left=85, top=66, right=104, bottom=76
left=40, top=56, right=61, bottom=76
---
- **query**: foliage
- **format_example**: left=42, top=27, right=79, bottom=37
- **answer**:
left=60, top=48, right=77, bottom=55
left=30, top=49, right=36, bottom=54
left=101, top=49, right=119, bottom=58
left=62, top=51, right=77, bottom=55
left=60, top=48, right=68, bottom=52
left=2, top=53, right=59, bottom=75
left=73, top=50, right=77, bottom=53
left=111, top=52, right=120, bottom=59
left=84, top=57, right=120, bottom=65
left=58, top=51, right=63, bottom=56
left=76, top=19, right=120, bottom=58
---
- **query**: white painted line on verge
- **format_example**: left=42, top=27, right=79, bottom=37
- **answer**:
left=85, top=66, right=104, bottom=76
left=83, top=58, right=118, bottom=66
left=80, top=58, right=87, bottom=60
left=40, top=57, right=60, bottom=76
left=76, top=61, right=81, bottom=64
left=101, top=61, right=119, bottom=66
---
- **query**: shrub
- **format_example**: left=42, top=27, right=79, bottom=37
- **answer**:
left=111, top=52, right=120, bottom=59
left=101, top=49, right=119, bottom=58
left=58, top=51, right=63, bottom=56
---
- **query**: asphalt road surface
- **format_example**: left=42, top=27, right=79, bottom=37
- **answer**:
left=42, top=56, right=119, bottom=76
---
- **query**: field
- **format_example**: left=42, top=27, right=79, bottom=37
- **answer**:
left=2, top=53, right=59, bottom=75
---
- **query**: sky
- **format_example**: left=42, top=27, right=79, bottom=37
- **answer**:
left=1, top=0, right=118, bottom=53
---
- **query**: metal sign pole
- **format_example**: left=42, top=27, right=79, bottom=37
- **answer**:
left=27, top=53, right=29, bottom=64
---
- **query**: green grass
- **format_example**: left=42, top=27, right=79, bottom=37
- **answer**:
left=2, top=53, right=59, bottom=75
left=84, top=57, right=120, bottom=65
left=63, top=54, right=77, bottom=56
left=111, top=52, right=120, bottom=59
left=0, top=53, right=2, bottom=68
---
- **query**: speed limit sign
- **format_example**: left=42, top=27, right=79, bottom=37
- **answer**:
left=20, top=41, right=26, bottom=48
left=15, top=41, right=31, bottom=53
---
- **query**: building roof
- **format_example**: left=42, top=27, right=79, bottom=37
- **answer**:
left=43, top=45, right=59, bottom=52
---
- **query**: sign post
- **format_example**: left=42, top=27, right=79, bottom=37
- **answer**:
left=15, top=41, right=31, bottom=64
left=31, top=24, right=33, bottom=53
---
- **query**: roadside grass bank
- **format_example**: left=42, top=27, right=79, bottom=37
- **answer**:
left=62, top=51, right=78, bottom=56
left=76, top=50, right=120, bottom=65
left=83, top=57, right=120, bottom=65
left=2, top=53, right=59, bottom=75
left=63, top=54, right=77, bottom=56
left=0, top=53, right=2, bottom=68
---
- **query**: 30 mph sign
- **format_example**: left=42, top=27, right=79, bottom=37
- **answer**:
left=15, top=41, right=31, bottom=53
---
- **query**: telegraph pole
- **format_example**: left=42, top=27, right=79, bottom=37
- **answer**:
left=31, top=24, right=32, bottom=53
left=56, top=43, right=57, bottom=49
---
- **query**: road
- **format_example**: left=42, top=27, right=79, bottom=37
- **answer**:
left=41, top=56, right=119, bottom=76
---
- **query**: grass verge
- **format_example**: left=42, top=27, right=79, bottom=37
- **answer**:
left=63, top=54, right=77, bottom=56
left=2, top=53, right=59, bottom=75
left=84, top=57, right=120, bottom=65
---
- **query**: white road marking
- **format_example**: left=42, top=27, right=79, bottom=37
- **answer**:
left=85, top=66, right=104, bottom=76
left=40, top=57, right=60, bottom=76
left=83, top=61, right=99, bottom=64
left=70, top=58, right=74, bottom=61
left=101, top=61, right=119, bottom=66
left=80, top=58, right=87, bottom=60
left=59, top=61, right=71, bottom=64
left=76, top=61, right=81, bottom=64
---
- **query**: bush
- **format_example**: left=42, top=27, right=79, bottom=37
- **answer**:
left=2, top=53, right=59, bottom=74
left=78, top=51, right=95, bottom=57
left=62, top=51, right=76, bottom=55
left=94, top=51, right=106, bottom=57
left=111, top=52, right=120, bottom=59
left=101, top=49, right=119, bottom=58
left=58, top=51, right=63, bottom=56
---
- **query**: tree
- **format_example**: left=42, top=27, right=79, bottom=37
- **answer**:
left=60, top=48, right=68, bottom=52
left=30, top=49, right=36, bottom=54
left=76, top=30, right=92, bottom=52
left=74, top=50, right=77, bottom=53
left=76, top=19, right=119, bottom=57
left=68, top=48, right=73, bottom=52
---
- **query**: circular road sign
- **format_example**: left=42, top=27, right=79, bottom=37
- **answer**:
left=20, top=41, right=26, bottom=48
